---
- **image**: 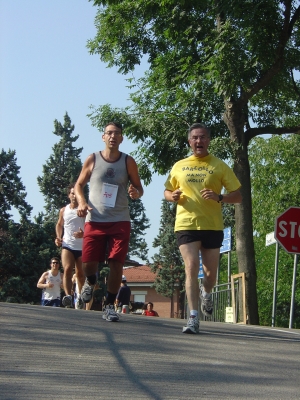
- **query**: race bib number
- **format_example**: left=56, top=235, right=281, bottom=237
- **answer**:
left=100, top=183, right=118, bottom=207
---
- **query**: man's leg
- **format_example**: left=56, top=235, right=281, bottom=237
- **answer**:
left=179, top=241, right=201, bottom=334
left=201, top=247, right=220, bottom=292
left=102, top=259, right=122, bottom=322
left=179, top=241, right=201, bottom=312
left=81, top=261, right=98, bottom=303
left=61, top=249, right=76, bottom=307
left=75, top=256, right=85, bottom=294
left=200, top=247, right=220, bottom=317
left=107, top=260, right=123, bottom=297
left=102, top=221, right=130, bottom=321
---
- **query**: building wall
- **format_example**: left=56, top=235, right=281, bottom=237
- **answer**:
left=130, top=285, right=180, bottom=318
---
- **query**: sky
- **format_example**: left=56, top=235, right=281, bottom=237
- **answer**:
left=0, top=0, right=168, bottom=263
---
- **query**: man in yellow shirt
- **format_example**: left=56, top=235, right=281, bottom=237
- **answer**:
left=164, top=123, right=242, bottom=334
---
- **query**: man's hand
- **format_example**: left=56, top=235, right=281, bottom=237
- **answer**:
left=55, top=237, right=62, bottom=247
left=77, top=203, right=92, bottom=217
left=128, top=184, right=140, bottom=199
left=200, top=188, right=218, bottom=201
left=171, top=189, right=182, bottom=202
left=73, top=227, right=84, bottom=239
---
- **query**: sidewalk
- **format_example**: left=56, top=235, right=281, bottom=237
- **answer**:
left=1, top=303, right=299, bottom=399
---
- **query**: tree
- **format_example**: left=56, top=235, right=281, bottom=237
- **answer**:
left=37, top=113, right=84, bottom=218
left=87, top=0, right=300, bottom=324
left=0, top=149, right=32, bottom=226
left=128, top=196, right=150, bottom=262
left=249, top=134, right=300, bottom=327
left=0, top=214, right=57, bottom=304
left=0, top=149, right=59, bottom=303
left=152, top=200, right=185, bottom=318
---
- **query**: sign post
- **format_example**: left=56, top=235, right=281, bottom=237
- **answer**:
left=275, top=207, right=300, bottom=328
left=265, top=231, right=279, bottom=327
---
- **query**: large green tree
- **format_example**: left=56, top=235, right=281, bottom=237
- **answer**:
left=37, top=113, right=84, bottom=218
left=0, top=150, right=56, bottom=303
left=152, top=200, right=185, bottom=318
left=0, top=214, right=57, bottom=304
left=87, top=0, right=300, bottom=324
left=249, top=134, right=300, bottom=327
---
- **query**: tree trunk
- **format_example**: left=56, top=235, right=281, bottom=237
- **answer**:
left=224, top=101, right=259, bottom=325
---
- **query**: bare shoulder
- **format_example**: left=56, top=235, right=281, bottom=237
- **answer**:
left=126, top=154, right=137, bottom=166
left=40, top=271, right=49, bottom=281
left=84, top=153, right=95, bottom=166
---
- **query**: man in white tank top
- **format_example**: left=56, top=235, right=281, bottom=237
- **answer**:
left=55, top=184, right=85, bottom=308
left=37, top=257, right=63, bottom=307
left=74, top=122, right=144, bottom=322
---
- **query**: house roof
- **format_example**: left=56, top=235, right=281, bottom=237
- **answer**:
left=123, top=265, right=156, bottom=283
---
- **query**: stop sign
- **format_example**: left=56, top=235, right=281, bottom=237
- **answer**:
left=275, top=207, right=300, bottom=254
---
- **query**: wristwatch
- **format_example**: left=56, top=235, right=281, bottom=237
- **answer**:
left=218, top=194, right=223, bottom=203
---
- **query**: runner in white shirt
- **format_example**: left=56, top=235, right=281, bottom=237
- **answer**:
left=55, top=184, right=85, bottom=308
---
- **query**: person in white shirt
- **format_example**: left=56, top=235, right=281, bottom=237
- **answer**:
left=37, top=257, right=63, bottom=307
left=55, top=184, right=85, bottom=308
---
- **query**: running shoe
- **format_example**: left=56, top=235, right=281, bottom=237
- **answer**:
left=200, top=285, right=214, bottom=317
left=102, top=305, right=119, bottom=322
left=75, top=295, right=84, bottom=310
left=182, top=316, right=199, bottom=334
left=81, top=279, right=94, bottom=303
left=62, top=295, right=73, bottom=308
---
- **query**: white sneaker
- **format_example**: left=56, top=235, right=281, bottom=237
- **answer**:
left=75, top=295, right=84, bottom=310
left=102, top=305, right=119, bottom=322
left=81, top=279, right=94, bottom=303
left=182, top=316, right=199, bottom=334
left=200, top=285, right=213, bottom=317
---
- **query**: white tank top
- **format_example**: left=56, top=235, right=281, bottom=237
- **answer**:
left=62, top=204, right=85, bottom=251
left=43, top=270, right=62, bottom=300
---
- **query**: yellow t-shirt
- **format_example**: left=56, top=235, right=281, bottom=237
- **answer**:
left=164, top=154, right=241, bottom=231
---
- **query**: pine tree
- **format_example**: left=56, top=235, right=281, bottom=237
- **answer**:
left=37, top=113, right=84, bottom=219
left=152, top=200, right=185, bottom=318
left=0, top=150, right=57, bottom=303
left=0, top=149, right=32, bottom=226
left=127, top=196, right=150, bottom=263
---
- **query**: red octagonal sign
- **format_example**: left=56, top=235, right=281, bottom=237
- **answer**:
left=275, top=207, right=300, bottom=254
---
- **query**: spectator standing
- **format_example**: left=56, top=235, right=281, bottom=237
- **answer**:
left=115, top=275, right=131, bottom=311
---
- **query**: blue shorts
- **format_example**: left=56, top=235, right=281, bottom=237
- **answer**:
left=62, top=246, right=82, bottom=260
left=41, top=299, right=61, bottom=307
left=175, top=230, right=224, bottom=249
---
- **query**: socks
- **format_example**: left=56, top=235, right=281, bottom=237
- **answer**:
left=190, top=310, right=198, bottom=318
left=87, top=275, right=97, bottom=285
left=105, top=291, right=117, bottom=306
left=201, top=287, right=211, bottom=298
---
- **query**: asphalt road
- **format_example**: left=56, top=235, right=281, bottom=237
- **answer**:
left=1, top=303, right=300, bottom=400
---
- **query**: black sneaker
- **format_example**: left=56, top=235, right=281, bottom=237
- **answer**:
left=81, top=279, right=94, bottom=303
left=200, top=285, right=213, bottom=317
left=62, top=295, right=73, bottom=308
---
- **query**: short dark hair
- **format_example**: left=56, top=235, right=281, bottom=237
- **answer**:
left=104, top=121, right=123, bottom=132
left=188, top=123, right=211, bottom=138
left=147, top=302, right=153, bottom=307
left=50, top=257, right=60, bottom=264
left=67, top=183, right=76, bottom=195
